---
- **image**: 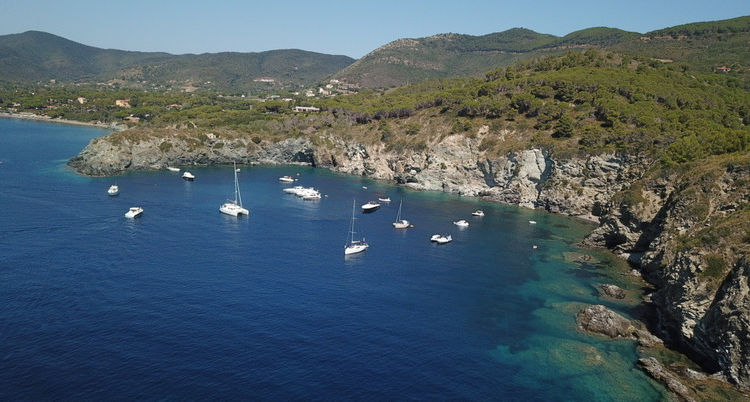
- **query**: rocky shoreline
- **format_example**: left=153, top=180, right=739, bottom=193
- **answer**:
left=67, top=125, right=750, bottom=395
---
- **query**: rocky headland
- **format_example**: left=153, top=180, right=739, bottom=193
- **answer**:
left=69, top=124, right=750, bottom=392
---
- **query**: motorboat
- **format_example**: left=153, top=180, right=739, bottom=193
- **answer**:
left=107, top=184, right=119, bottom=196
left=453, top=219, right=469, bottom=227
left=302, top=190, right=322, bottom=200
left=529, top=220, right=537, bottom=224
left=283, top=185, right=306, bottom=194
left=279, top=175, right=295, bottom=183
left=392, top=200, right=412, bottom=229
left=430, top=234, right=452, bottom=244
left=345, top=199, right=369, bottom=255
left=378, top=197, right=391, bottom=203
left=167, top=166, right=180, bottom=172
left=435, top=235, right=452, bottom=244
left=361, top=201, right=380, bottom=213
left=125, top=207, right=143, bottom=218
left=182, top=171, right=195, bottom=181
left=472, top=210, right=484, bottom=217
left=220, top=162, right=249, bottom=217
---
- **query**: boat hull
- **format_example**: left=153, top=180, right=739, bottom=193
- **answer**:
left=220, top=203, right=249, bottom=216
left=345, top=243, right=369, bottom=255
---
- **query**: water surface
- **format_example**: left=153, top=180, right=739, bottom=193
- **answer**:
left=0, top=118, right=665, bottom=400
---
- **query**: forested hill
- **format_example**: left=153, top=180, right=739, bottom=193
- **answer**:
left=0, top=31, right=355, bottom=93
left=333, top=16, right=750, bottom=88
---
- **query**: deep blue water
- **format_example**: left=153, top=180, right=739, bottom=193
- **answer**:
left=0, top=118, right=665, bottom=400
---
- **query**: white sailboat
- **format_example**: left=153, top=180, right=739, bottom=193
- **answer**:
left=345, top=199, right=369, bottom=255
left=220, top=162, right=249, bottom=216
left=392, top=200, right=412, bottom=229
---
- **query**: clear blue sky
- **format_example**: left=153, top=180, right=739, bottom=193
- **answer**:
left=1, top=0, right=748, bottom=58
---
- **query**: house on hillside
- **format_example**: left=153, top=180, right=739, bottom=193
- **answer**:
left=76, top=97, right=87, bottom=104
left=715, top=66, right=732, bottom=73
left=115, top=99, right=131, bottom=108
left=294, top=106, right=320, bottom=113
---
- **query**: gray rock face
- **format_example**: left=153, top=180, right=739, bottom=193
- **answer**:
left=638, top=357, right=696, bottom=402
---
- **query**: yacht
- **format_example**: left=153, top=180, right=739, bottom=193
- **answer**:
left=453, top=219, right=469, bottom=227
left=435, top=235, right=452, bottom=244
left=392, top=200, right=412, bottom=229
left=472, top=210, right=484, bottom=217
left=345, top=200, right=369, bottom=255
left=378, top=197, right=391, bottom=203
left=283, top=186, right=306, bottom=194
left=220, top=162, right=249, bottom=216
left=279, top=175, right=295, bottom=183
left=430, top=234, right=452, bottom=244
left=529, top=220, right=537, bottom=224
left=361, top=201, right=380, bottom=213
left=125, top=207, right=143, bottom=218
left=167, top=166, right=180, bottom=172
left=182, top=171, right=195, bottom=181
left=107, top=184, right=119, bottom=196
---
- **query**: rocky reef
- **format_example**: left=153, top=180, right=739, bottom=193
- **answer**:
left=68, top=125, right=750, bottom=389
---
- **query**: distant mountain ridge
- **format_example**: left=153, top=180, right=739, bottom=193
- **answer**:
left=0, top=31, right=355, bottom=93
left=334, top=16, right=750, bottom=88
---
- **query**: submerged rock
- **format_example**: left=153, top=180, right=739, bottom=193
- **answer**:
left=575, top=304, right=661, bottom=347
left=598, top=284, right=627, bottom=300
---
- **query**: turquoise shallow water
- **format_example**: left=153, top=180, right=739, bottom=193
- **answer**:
left=0, top=117, right=665, bottom=400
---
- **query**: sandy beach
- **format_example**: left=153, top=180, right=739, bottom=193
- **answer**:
left=0, top=112, right=123, bottom=130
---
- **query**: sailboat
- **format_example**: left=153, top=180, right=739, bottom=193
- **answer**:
left=345, top=199, right=369, bottom=255
left=219, top=162, right=249, bottom=216
left=392, top=200, right=412, bottom=229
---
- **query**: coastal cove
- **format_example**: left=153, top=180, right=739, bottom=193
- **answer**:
left=0, top=118, right=674, bottom=399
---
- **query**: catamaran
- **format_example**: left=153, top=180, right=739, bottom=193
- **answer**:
left=392, top=200, right=412, bottom=229
left=219, top=162, right=249, bottom=216
left=345, top=199, right=369, bottom=255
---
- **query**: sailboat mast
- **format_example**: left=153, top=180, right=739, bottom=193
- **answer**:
left=234, top=162, right=242, bottom=206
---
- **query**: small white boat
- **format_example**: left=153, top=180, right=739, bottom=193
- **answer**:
left=392, top=200, right=412, bottom=229
left=345, top=199, right=369, bottom=255
left=283, top=185, right=305, bottom=194
left=107, top=184, right=119, bottom=196
left=453, top=219, right=469, bottom=227
left=182, top=171, right=195, bottom=181
left=472, top=210, right=484, bottom=217
left=167, top=166, right=180, bottom=172
left=302, top=191, right=322, bottom=200
left=529, top=220, right=537, bottom=224
left=362, top=186, right=367, bottom=190
left=125, top=207, right=143, bottom=218
left=235, top=168, right=241, bottom=172
left=279, top=175, right=295, bottom=183
left=361, top=201, right=380, bottom=213
left=436, top=235, right=452, bottom=244
left=430, top=234, right=452, bottom=244
left=378, top=197, right=391, bottom=203
left=220, top=162, right=249, bottom=217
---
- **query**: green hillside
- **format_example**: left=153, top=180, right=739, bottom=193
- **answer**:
left=333, top=16, right=750, bottom=89
left=0, top=31, right=355, bottom=93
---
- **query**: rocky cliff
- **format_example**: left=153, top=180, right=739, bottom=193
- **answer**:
left=68, top=126, right=750, bottom=388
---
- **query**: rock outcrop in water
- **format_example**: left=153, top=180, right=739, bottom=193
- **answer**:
left=68, top=126, right=750, bottom=389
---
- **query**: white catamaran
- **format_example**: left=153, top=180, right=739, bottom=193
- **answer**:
left=219, top=162, right=249, bottom=217
left=345, top=199, right=369, bottom=255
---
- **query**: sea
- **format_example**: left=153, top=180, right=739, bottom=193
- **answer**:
left=0, top=117, right=666, bottom=400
